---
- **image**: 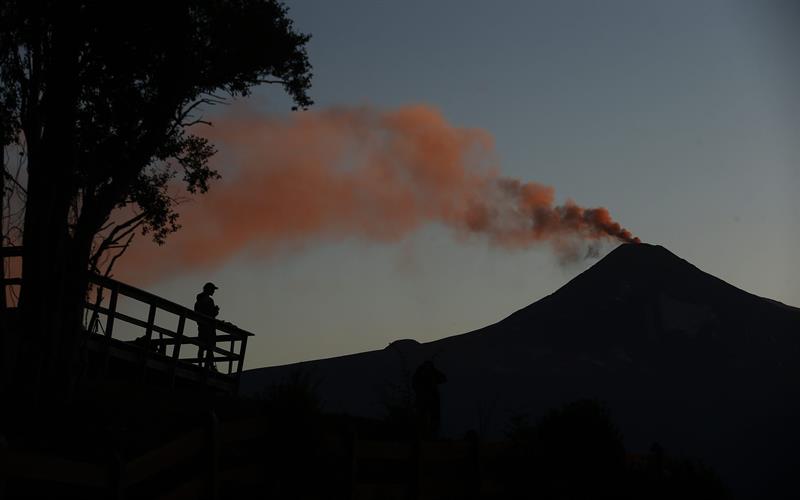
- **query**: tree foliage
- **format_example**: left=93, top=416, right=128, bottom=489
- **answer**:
left=0, top=0, right=312, bottom=398
left=1, top=0, right=311, bottom=263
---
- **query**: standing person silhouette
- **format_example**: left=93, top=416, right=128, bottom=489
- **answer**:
left=194, top=282, right=220, bottom=370
left=412, top=360, right=447, bottom=438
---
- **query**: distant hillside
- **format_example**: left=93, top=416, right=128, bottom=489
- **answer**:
left=242, top=243, right=800, bottom=499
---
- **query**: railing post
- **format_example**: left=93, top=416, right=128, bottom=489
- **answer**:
left=101, top=285, right=120, bottom=377
left=203, top=322, right=215, bottom=378
left=105, top=286, right=119, bottom=339
left=236, top=334, right=248, bottom=377
left=232, top=334, right=248, bottom=393
left=86, top=283, right=105, bottom=335
left=139, top=303, right=157, bottom=381
left=228, top=339, right=234, bottom=375
left=169, top=314, right=186, bottom=388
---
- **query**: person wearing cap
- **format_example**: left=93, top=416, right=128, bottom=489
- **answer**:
left=194, top=282, right=220, bottom=369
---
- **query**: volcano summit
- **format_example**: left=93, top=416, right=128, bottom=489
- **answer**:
left=242, top=244, right=800, bottom=498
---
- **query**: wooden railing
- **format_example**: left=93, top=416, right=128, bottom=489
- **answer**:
left=84, top=273, right=252, bottom=379
left=1, top=246, right=253, bottom=383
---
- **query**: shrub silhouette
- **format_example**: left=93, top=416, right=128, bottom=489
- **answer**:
left=539, top=399, right=626, bottom=496
left=501, top=400, right=730, bottom=499
left=502, top=399, right=626, bottom=499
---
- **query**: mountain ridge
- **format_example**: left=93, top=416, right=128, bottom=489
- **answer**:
left=242, top=243, right=800, bottom=498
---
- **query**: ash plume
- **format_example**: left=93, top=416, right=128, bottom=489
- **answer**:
left=119, top=104, right=638, bottom=284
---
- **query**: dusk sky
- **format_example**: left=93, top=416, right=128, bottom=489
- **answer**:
left=124, top=0, right=799, bottom=369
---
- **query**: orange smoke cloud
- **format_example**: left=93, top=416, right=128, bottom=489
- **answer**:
left=119, top=104, right=638, bottom=284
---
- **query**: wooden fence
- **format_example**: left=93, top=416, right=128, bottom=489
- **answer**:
left=1, top=246, right=252, bottom=389
left=84, top=273, right=252, bottom=380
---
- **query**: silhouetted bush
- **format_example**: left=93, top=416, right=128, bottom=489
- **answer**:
left=502, top=399, right=625, bottom=499
left=627, top=443, right=730, bottom=499
left=500, top=400, right=729, bottom=499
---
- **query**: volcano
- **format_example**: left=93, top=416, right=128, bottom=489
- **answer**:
left=242, top=243, right=800, bottom=498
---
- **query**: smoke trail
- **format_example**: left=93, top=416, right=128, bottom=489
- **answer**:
left=119, top=104, right=638, bottom=283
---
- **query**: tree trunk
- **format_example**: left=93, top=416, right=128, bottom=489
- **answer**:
left=16, top=169, right=86, bottom=403
left=13, top=11, right=86, bottom=404
left=1, top=155, right=6, bottom=392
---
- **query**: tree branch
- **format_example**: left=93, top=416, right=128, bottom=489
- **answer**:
left=89, top=211, right=148, bottom=271
left=102, top=232, right=135, bottom=278
left=3, top=167, right=27, bottom=195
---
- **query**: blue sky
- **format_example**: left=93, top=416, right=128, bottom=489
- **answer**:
left=145, top=0, right=799, bottom=368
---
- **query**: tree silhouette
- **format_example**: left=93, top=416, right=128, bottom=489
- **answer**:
left=0, top=0, right=312, bottom=400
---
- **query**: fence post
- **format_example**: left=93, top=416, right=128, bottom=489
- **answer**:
left=236, top=334, right=248, bottom=377
left=169, top=314, right=186, bottom=388
left=104, top=286, right=119, bottom=339
left=139, top=303, right=157, bottom=382
left=228, top=339, right=234, bottom=375
left=203, top=323, right=215, bottom=379
left=208, top=411, right=220, bottom=500
left=101, top=285, right=120, bottom=377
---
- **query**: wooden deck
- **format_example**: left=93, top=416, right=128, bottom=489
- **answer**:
left=1, top=246, right=253, bottom=394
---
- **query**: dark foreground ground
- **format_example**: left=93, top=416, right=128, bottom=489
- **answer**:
left=0, top=377, right=730, bottom=500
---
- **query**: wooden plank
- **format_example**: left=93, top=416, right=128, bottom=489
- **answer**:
left=84, top=304, right=179, bottom=340
left=148, top=334, right=239, bottom=359
left=176, top=338, right=238, bottom=357
left=148, top=334, right=243, bottom=345
left=181, top=355, right=238, bottom=364
left=0, top=451, right=108, bottom=488
left=123, top=428, right=206, bottom=487
left=111, top=311, right=152, bottom=330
